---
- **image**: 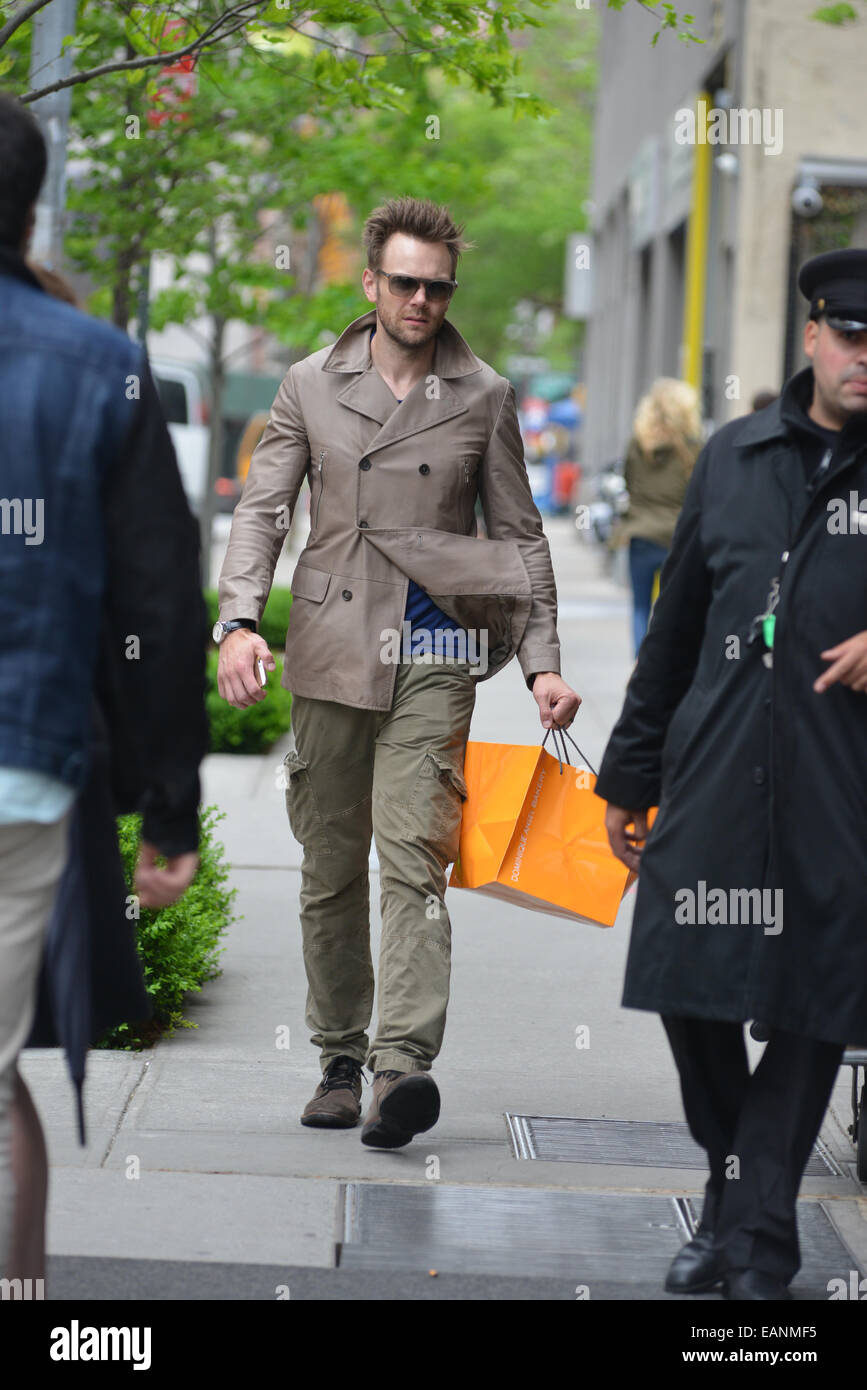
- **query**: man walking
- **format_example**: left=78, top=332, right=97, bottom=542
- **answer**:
left=0, top=94, right=208, bottom=1283
left=596, top=249, right=867, bottom=1300
left=217, top=196, right=579, bottom=1148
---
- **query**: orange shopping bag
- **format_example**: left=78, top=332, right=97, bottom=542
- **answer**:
left=448, top=727, right=653, bottom=927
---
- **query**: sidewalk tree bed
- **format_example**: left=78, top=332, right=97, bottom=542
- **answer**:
left=203, top=587, right=294, bottom=753
left=97, top=805, right=239, bottom=1050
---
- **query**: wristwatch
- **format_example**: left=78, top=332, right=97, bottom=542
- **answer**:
left=213, top=618, right=256, bottom=643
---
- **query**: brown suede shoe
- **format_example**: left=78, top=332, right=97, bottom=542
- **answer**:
left=360, top=1069, right=440, bottom=1148
left=300, top=1055, right=364, bottom=1128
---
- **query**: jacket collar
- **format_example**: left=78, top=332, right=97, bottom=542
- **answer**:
left=735, top=365, right=867, bottom=453
left=0, top=243, right=45, bottom=293
left=320, top=308, right=484, bottom=453
left=323, top=307, right=483, bottom=379
left=733, top=369, right=812, bottom=449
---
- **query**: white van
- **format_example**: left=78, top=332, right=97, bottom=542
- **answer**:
left=149, top=357, right=211, bottom=516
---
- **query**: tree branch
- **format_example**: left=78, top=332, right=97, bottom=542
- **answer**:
left=0, top=0, right=55, bottom=50
left=21, top=1, right=266, bottom=102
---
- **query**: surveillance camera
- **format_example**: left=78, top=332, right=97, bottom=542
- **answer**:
left=792, top=181, right=823, bottom=219
left=715, top=152, right=739, bottom=177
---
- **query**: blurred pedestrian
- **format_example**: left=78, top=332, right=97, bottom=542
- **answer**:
left=617, top=378, right=702, bottom=654
left=26, top=260, right=78, bottom=305
left=596, top=248, right=867, bottom=1300
left=751, top=388, right=778, bottom=413
left=0, top=93, right=209, bottom=1288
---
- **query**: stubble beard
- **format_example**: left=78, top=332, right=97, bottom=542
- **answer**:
left=376, top=299, right=440, bottom=354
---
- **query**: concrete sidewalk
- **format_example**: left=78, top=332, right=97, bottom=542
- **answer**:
left=22, top=519, right=867, bottom=1299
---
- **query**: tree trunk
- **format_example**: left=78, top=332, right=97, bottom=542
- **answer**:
left=112, top=243, right=136, bottom=331
left=199, top=312, right=226, bottom=589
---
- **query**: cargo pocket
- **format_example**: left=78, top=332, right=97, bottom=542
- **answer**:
left=408, top=749, right=468, bottom=864
left=282, top=748, right=332, bottom=855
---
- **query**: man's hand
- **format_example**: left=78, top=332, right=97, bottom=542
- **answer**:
left=217, top=628, right=277, bottom=709
left=605, top=805, right=649, bottom=873
left=532, top=671, right=581, bottom=729
left=814, top=631, right=867, bottom=693
left=134, top=842, right=200, bottom=910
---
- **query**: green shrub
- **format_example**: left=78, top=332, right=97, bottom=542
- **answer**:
left=204, top=586, right=293, bottom=650
left=259, top=588, right=293, bottom=650
left=97, top=805, right=239, bottom=1050
left=205, top=648, right=293, bottom=753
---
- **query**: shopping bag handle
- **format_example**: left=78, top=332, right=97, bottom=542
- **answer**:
left=541, top=724, right=598, bottom=778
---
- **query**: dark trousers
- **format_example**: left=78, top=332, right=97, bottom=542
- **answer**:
left=662, top=1016, right=844, bottom=1283
left=628, top=537, right=668, bottom=655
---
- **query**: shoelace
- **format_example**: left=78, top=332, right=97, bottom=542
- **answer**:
left=320, top=1057, right=365, bottom=1092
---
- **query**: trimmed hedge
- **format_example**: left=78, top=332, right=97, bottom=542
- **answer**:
left=205, top=648, right=293, bottom=753
left=96, top=805, right=238, bottom=1050
left=204, top=586, right=293, bottom=651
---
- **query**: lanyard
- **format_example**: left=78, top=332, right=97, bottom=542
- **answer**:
left=753, top=446, right=834, bottom=659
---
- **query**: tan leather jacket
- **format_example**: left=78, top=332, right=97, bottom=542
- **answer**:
left=218, top=308, right=561, bottom=710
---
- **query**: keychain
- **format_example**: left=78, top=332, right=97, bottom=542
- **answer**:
left=760, top=577, right=779, bottom=667
left=748, top=576, right=780, bottom=668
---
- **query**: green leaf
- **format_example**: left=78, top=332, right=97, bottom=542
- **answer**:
left=811, top=3, right=858, bottom=20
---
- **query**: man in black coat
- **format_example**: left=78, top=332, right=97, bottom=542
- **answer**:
left=596, top=249, right=867, bottom=1302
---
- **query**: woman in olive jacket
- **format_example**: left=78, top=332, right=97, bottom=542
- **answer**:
left=618, top=378, right=702, bottom=654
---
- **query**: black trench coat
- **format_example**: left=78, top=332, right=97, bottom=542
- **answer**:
left=595, top=369, right=867, bottom=1046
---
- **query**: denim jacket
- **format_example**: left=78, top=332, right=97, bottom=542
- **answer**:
left=0, top=247, right=208, bottom=854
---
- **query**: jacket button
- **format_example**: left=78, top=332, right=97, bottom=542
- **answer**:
left=418, top=463, right=430, bottom=475
left=358, top=520, right=369, bottom=528
left=342, top=589, right=352, bottom=600
left=359, top=458, right=371, bottom=471
left=753, top=766, right=766, bottom=785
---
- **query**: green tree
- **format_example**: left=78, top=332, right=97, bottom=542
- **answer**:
left=20, top=1, right=555, bottom=575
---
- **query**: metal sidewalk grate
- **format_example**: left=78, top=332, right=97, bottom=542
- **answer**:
left=505, top=1114, right=844, bottom=1178
left=337, top=1183, right=861, bottom=1287
left=339, top=1184, right=692, bottom=1282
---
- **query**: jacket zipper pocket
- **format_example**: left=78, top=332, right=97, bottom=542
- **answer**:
left=463, top=453, right=480, bottom=486
left=312, top=447, right=327, bottom=531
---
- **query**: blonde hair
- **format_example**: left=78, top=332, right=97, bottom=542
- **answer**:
left=632, top=377, right=701, bottom=473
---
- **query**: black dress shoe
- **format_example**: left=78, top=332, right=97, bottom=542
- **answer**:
left=724, top=1268, right=793, bottom=1301
left=665, top=1229, right=726, bottom=1294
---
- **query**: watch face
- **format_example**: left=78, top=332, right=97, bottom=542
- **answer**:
left=212, top=621, right=224, bottom=643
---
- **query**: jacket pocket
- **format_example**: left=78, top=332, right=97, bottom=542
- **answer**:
left=290, top=562, right=331, bottom=603
left=660, top=680, right=714, bottom=795
left=462, top=452, right=481, bottom=485
left=282, top=748, right=332, bottom=855
left=407, top=749, right=468, bottom=863
left=310, top=447, right=328, bottom=532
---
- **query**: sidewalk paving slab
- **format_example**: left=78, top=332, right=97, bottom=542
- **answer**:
left=21, top=519, right=867, bottom=1294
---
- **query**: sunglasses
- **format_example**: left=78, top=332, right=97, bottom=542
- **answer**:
left=374, top=269, right=457, bottom=303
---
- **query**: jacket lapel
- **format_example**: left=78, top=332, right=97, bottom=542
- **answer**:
left=323, top=308, right=483, bottom=455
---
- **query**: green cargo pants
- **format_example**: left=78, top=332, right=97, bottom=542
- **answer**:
left=283, top=655, right=476, bottom=1075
